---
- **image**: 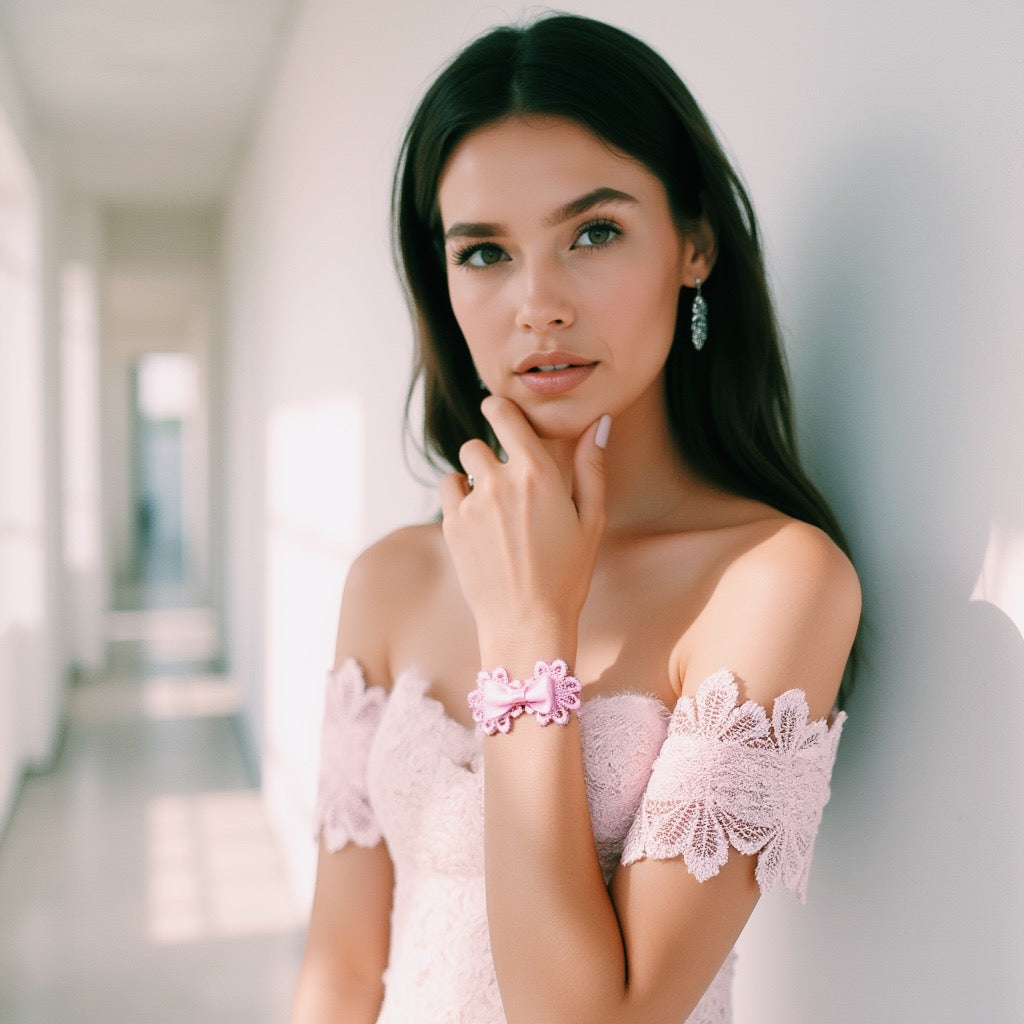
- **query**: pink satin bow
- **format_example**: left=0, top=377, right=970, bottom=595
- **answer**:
left=468, top=660, right=582, bottom=735
left=479, top=670, right=555, bottom=724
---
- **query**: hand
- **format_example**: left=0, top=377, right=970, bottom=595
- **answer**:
left=438, top=397, right=610, bottom=668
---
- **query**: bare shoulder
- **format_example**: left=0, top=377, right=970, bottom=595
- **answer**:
left=729, top=517, right=860, bottom=605
left=682, top=517, right=861, bottom=718
left=333, top=522, right=448, bottom=684
left=346, top=521, right=447, bottom=592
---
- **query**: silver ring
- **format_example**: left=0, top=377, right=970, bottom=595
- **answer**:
left=466, top=474, right=475, bottom=490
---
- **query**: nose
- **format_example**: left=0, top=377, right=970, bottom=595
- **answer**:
left=513, top=262, right=574, bottom=333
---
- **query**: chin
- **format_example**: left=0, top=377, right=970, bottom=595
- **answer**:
left=522, top=408, right=591, bottom=443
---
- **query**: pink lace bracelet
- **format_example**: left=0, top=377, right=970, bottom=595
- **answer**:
left=468, top=659, right=582, bottom=735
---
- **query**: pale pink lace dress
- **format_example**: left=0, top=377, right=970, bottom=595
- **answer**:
left=316, top=660, right=845, bottom=1024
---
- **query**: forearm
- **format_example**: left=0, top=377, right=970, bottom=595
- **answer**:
left=289, top=958, right=383, bottom=1024
left=449, top=401, right=626, bottom=1019
left=484, top=718, right=629, bottom=1023
left=479, top=632, right=629, bottom=1023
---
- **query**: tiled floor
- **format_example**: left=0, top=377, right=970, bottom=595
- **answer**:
left=0, top=619, right=306, bottom=1023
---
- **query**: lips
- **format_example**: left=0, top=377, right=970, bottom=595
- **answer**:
left=513, top=352, right=597, bottom=396
left=514, top=351, right=596, bottom=375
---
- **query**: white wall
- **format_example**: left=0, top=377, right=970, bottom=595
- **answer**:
left=223, top=0, right=1024, bottom=1017
left=222, top=0, right=441, bottom=894
left=58, top=201, right=107, bottom=680
left=0, top=35, right=66, bottom=835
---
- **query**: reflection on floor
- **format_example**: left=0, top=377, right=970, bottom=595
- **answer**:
left=0, top=615, right=305, bottom=1023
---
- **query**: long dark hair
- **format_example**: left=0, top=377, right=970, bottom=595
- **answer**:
left=392, top=14, right=857, bottom=701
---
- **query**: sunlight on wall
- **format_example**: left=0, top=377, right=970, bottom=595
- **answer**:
left=60, top=261, right=102, bottom=573
left=60, top=260, right=106, bottom=675
left=0, top=164, right=43, bottom=636
left=264, top=396, right=366, bottom=902
left=971, top=521, right=1024, bottom=640
left=266, top=397, right=364, bottom=550
left=146, top=790, right=303, bottom=945
left=265, top=396, right=364, bottom=690
left=0, top=100, right=44, bottom=826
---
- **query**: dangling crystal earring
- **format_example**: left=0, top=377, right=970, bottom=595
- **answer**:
left=691, top=278, right=708, bottom=351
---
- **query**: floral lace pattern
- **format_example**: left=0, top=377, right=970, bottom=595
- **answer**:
left=313, top=662, right=846, bottom=1022
left=621, top=670, right=845, bottom=902
left=313, top=659, right=387, bottom=852
left=580, top=691, right=668, bottom=881
left=366, top=672, right=496, bottom=1022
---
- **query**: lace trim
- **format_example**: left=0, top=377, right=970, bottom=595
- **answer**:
left=621, top=669, right=845, bottom=901
left=314, top=658, right=387, bottom=851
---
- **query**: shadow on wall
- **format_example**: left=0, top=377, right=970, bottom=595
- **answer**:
left=745, top=121, right=1024, bottom=1019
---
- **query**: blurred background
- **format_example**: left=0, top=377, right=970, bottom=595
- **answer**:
left=0, top=1, right=1021, bottom=1021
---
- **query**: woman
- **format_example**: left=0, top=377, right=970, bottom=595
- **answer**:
left=291, top=14, right=860, bottom=1024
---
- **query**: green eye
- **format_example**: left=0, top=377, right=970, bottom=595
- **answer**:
left=469, top=245, right=505, bottom=266
left=453, top=243, right=508, bottom=268
left=574, top=221, right=621, bottom=248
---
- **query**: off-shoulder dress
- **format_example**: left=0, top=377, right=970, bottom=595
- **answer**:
left=315, top=660, right=845, bottom=1024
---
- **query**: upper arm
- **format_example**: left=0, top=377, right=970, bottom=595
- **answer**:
left=609, top=522, right=859, bottom=1021
left=332, top=537, right=403, bottom=681
left=293, top=534, right=416, bottom=1022
left=308, top=836, right=394, bottom=968
left=333, top=524, right=447, bottom=680
left=291, top=838, right=394, bottom=1023
left=682, top=519, right=861, bottom=717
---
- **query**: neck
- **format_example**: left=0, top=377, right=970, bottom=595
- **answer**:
left=540, top=386, right=716, bottom=536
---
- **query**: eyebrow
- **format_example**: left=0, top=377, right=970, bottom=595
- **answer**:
left=443, top=186, right=638, bottom=242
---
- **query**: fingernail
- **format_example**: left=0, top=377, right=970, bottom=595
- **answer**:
left=594, top=414, right=612, bottom=450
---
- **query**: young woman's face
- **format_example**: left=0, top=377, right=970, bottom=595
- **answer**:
left=437, top=115, right=706, bottom=441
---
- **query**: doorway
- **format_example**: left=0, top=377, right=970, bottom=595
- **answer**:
left=131, top=351, right=195, bottom=593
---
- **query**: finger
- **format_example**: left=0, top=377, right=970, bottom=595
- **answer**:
left=439, top=471, right=471, bottom=520
left=458, top=437, right=498, bottom=483
left=572, top=415, right=611, bottom=532
left=478, top=395, right=543, bottom=462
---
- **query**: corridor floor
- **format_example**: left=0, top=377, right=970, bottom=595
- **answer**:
left=0, top=614, right=306, bottom=1023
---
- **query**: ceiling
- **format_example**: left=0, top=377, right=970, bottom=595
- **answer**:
left=0, top=0, right=301, bottom=205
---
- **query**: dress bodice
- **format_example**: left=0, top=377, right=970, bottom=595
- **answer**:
left=364, top=669, right=733, bottom=1024
left=315, top=660, right=843, bottom=1024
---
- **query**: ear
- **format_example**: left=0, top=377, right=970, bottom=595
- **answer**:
left=679, top=216, right=717, bottom=288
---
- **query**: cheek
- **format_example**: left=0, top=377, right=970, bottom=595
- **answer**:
left=604, top=264, right=681, bottom=344
left=644, top=251, right=685, bottom=327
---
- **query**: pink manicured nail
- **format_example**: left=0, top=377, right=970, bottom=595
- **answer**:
left=594, top=414, right=612, bottom=450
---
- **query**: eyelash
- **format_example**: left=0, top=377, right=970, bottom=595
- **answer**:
left=450, top=218, right=623, bottom=269
left=573, top=219, right=622, bottom=250
left=450, top=241, right=506, bottom=269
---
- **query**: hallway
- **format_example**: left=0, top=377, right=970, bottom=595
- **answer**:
left=0, top=617, right=304, bottom=1023
left=0, top=10, right=322, bottom=1015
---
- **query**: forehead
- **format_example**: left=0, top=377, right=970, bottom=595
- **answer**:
left=437, top=115, right=661, bottom=223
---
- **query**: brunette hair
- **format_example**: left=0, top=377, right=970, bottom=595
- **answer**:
left=392, top=14, right=857, bottom=701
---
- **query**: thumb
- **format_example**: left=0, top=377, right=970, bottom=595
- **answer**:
left=572, top=414, right=611, bottom=529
